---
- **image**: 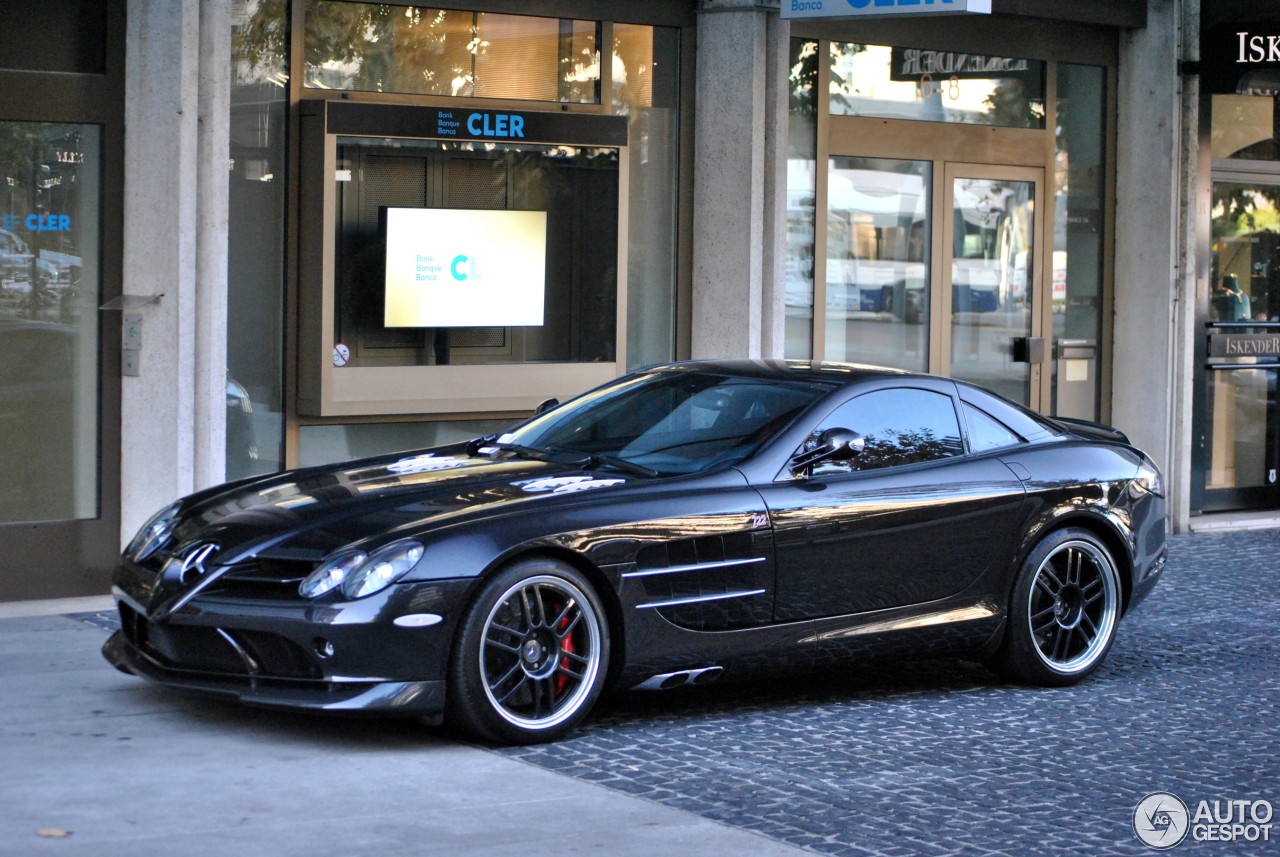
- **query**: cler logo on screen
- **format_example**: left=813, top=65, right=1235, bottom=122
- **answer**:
left=383, top=208, right=547, bottom=328
left=450, top=255, right=471, bottom=281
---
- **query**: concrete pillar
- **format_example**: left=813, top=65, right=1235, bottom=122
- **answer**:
left=121, top=0, right=230, bottom=543
left=1170, top=0, right=1200, bottom=533
left=692, top=0, right=788, bottom=359
left=196, top=1, right=231, bottom=490
left=761, top=9, right=792, bottom=359
left=1112, top=0, right=1181, bottom=506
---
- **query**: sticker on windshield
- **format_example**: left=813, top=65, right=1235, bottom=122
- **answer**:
left=516, top=476, right=625, bottom=494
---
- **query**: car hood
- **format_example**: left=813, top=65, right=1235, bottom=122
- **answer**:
left=166, top=448, right=641, bottom=563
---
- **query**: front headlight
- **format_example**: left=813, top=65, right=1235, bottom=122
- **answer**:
left=126, top=502, right=181, bottom=562
left=340, top=541, right=425, bottom=599
left=298, top=549, right=367, bottom=599
left=300, top=541, right=425, bottom=600
left=1132, top=456, right=1164, bottom=498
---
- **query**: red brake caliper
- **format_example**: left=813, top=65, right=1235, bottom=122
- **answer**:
left=555, top=613, right=573, bottom=696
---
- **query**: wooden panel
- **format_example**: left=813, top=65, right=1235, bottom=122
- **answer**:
left=829, top=117, right=1047, bottom=168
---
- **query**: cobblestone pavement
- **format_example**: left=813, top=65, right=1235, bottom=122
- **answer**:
left=497, top=531, right=1280, bottom=856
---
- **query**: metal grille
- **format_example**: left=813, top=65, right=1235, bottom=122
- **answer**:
left=446, top=158, right=507, bottom=208
left=358, top=156, right=427, bottom=350
left=451, top=328, right=506, bottom=348
left=360, top=156, right=426, bottom=231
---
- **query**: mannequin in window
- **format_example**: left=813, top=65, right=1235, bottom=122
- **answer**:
left=1212, top=273, right=1251, bottom=321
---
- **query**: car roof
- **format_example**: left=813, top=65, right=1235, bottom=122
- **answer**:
left=646, top=359, right=917, bottom=388
left=648, top=359, right=1061, bottom=443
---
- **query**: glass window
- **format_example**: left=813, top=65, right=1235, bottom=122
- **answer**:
left=1205, top=368, right=1278, bottom=493
left=227, top=0, right=288, bottom=481
left=298, top=418, right=513, bottom=468
left=615, top=24, right=680, bottom=370
left=824, top=156, right=930, bottom=372
left=332, top=136, right=618, bottom=368
left=964, top=402, right=1022, bottom=452
left=949, top=176, right=1035, bottom=406
left=1052, top=63, right=1106, bottom=420
left=1212, top=95, right=1280, bottom=161
left=829, top=43, right=1045, bottom=128
left=304, top=3, right=599, bottom=103
left=1212, top=181, right=1280, bottom=324
left=812, top=388, right=964, bottom=473
left=0, top=121, right=101, bottom=523
left=786, top=39, right=819, bottom=360
left=0, top=0, right=105, bottom=74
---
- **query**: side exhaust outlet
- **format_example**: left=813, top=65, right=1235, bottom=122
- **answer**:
left=632, top=665, right=724, bottom=691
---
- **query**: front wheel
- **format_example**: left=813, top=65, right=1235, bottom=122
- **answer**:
left=993, top=528, right=1122, bottom=686
left=447, top=559, right=609, bottom=744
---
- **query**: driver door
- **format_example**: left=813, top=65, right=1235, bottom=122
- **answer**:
left=759, top=384, right=1026, bottom=621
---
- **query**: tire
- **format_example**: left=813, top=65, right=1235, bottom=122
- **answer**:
left=447, top=558, right=609, bottom=744
left=993, top=528, right=1122, bottom=686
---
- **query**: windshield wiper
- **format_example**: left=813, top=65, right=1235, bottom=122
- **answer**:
left=466, top=434, right=551, bottom=461
left=484, top=440, right=602, bottom=469
left=587, top=453, right=659, bottom=478
left=492, top=441, right=552, bottom=461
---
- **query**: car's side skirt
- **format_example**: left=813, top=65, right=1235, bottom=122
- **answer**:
left=615, top=593, right=1005, bottom=688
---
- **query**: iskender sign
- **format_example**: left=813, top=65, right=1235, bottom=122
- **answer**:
left=1201, top=24, right=1280, bottom=93
left=1209, top=333, right=1280, bottom=358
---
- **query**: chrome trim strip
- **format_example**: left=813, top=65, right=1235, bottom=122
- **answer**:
left=799, top=601, right=1000, bottom=644
left=160, top=566, right=228, bottom=618
left=215, top=628, right=261, bottom=675
left=636, top=589, right=767, bottom=609
left=621, top=556, right=767, bottom=579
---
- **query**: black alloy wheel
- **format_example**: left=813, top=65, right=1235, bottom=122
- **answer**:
left=448, top=558, right=608, bottom=744
left=994, top=527, right=1122, bottom=686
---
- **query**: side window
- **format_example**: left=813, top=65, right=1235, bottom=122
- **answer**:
left=963, top=402, right=1023, bottom=452
left=809, top=388, right=964, bottom=474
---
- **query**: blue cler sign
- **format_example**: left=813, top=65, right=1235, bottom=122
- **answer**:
left=782, top=0, right=991, bottom=19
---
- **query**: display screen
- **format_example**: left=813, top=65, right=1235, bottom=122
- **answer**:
left=383, top=207, right=548, bottom=328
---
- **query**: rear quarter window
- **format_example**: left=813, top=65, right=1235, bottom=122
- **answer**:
left=963, top=402, right=1023, bottom=452
left=957, top=383, right=1058, bottom=441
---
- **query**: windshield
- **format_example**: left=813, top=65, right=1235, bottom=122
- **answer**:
left=498, top=370, right=828, bottom=475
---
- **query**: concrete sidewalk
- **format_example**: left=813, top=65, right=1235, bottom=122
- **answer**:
left=0, top=611, right=807, bottom=857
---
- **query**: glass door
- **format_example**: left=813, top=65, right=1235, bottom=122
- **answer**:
left=821, top=154, right=1048, bottom=409
left=0, top=117, right=121, bottom=600
left=942, top=164, right=1046, bottom=408
left=1200, top=177, right=1280, bottom=512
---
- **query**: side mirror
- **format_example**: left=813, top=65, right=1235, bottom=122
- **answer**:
left=534, top=397, right=560, bottom=415
left=790, top=428, right=865, bottom=475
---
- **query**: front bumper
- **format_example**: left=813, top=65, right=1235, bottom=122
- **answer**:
left=106, top=558, right=477, bottom=716
left=103, top=630, right=446, bottom=715
left=1125, top=490, right=1169, bottom=614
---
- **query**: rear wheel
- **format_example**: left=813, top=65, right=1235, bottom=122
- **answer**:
left=447, top=558, right=608, bottom=744
left=994, top=528, right=1121, bottom=686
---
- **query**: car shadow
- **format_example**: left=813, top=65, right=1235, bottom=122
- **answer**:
left=590, top=655, right=1003, bottom=724
left=102, top=631, right=1164, bottom=748
left=117, top=681, right=455, bottom=749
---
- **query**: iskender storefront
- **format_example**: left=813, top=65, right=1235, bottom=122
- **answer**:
left=1195, top=8, right=1280, bottom=515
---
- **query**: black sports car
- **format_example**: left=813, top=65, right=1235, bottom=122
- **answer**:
left=104, top=360, right=1168, bottom=744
